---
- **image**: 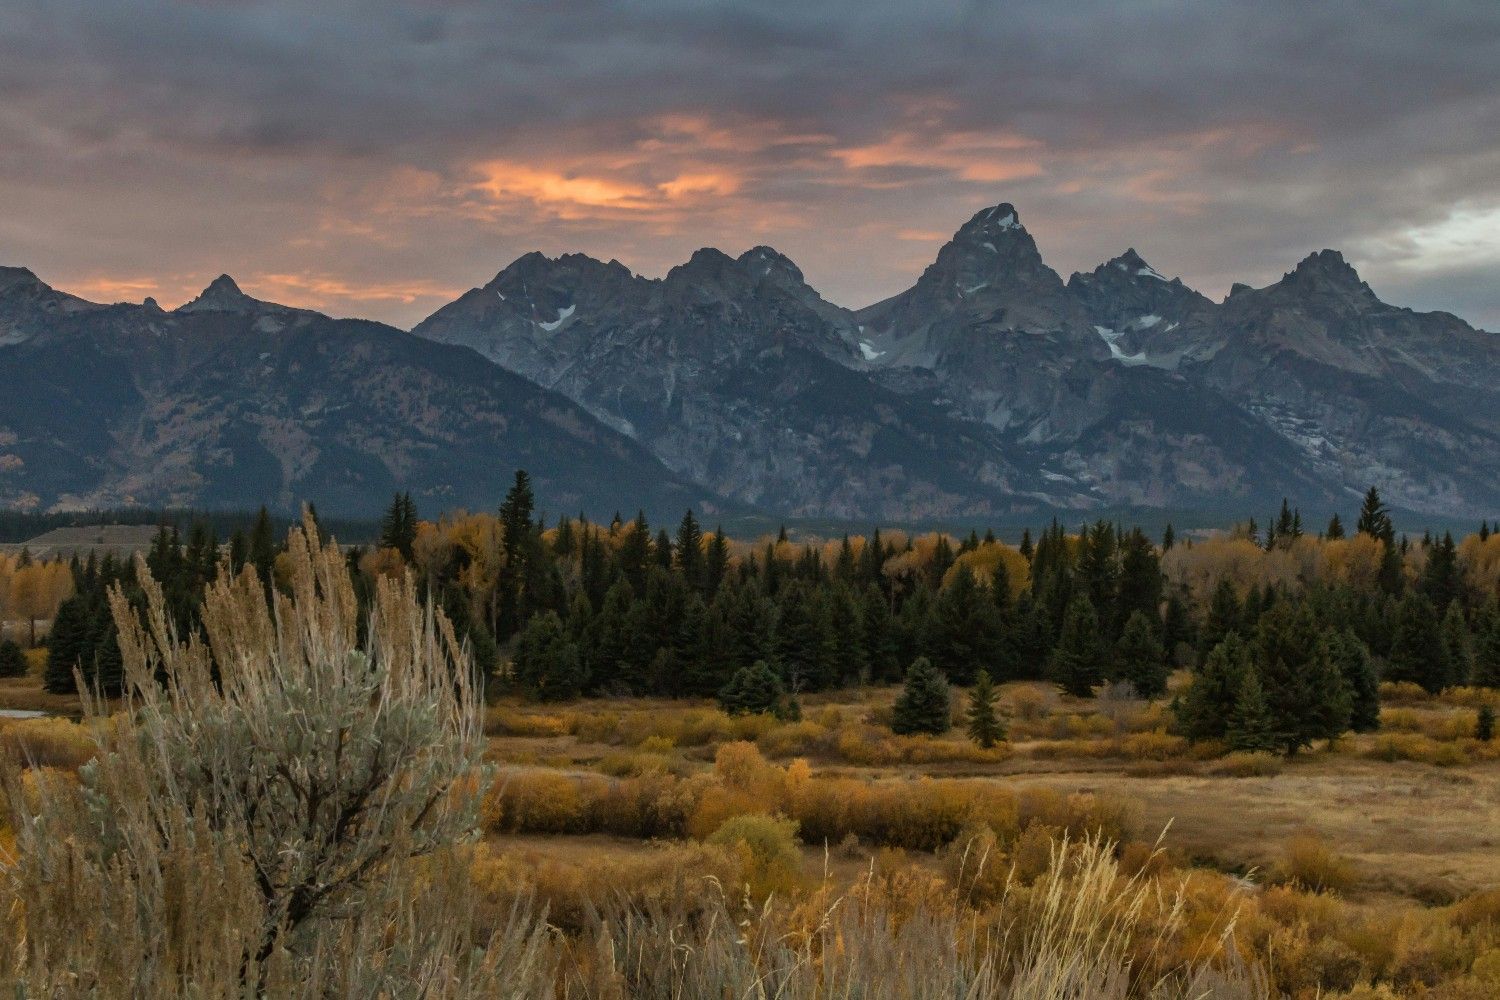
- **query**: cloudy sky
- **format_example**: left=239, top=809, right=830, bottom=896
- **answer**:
left=2, top=1, right=1498, bottom=329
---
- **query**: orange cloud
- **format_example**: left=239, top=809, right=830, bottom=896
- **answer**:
left=67, top=276, right=164, bottom=301
left=252, top=273, right=462, bottom=307
left=834, top=129, right=1044, bottom=185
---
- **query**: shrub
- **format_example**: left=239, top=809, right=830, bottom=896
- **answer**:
left=707, top=813, right=802, bottom=897
left=0, top=640, right=26, bottom=678
left=0, top=516, right=544, bottom=996
left=1209, top=751, right=1284, bottom=777
left=1277, top=832, right=1357, bottom=893
left=0, top=717, right=97, bottom=771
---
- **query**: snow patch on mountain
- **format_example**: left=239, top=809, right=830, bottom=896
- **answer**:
left=537, top=304, right=575, bottom=332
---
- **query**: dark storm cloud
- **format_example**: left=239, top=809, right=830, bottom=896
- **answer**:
left=1, top=0, right=1497, bottom=328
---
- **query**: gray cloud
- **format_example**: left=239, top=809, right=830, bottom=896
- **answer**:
left=1, top=0, right=1498, bottom=328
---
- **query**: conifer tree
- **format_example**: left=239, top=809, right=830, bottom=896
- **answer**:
left=1161, top=592, right=1192, bottom=663
left=1422, top=533, right=1462, bottom=610
left=1050, top=594, right=1105, bottom=698
left=1387, top=591, right=1449, bottom=694
left=379, top=492, right=418, bottom=559
left=1225, top=665, right=1278, bottom=753
left=1325, top=513, right=1345, bottom=540
left=511, top=610, right=585, bottom=701
left=718, top=660, right=786, bottom=716
left=703, top=528, right=730, bottom=597
left=1114, top=609, right=1168, bottom=699
left=861, top=583, right=900, bottom=682
left=1356, top=487, right=1393, bottom=542
left=1326, top=629, right=1380, bottom=732
left=1478, top=705, right=1495, bottom=742
left=1440, top=600, right=1473, bottom=688
left=1473, top=599, right=1500, bottom=689
left=891, top=656, right=952, bottom=735
left=248, top=506, right=276, bottom=588
left=1173, top=633, right=1250, bottom=742
left=1198, top=580, right=1241, bottom=666
left=1253, top=603, right=1352, bottom=753
left=0, top=639, right=26, bottom=678
left=965, top=669, right=1005, bottom=748
left=675, top=510, right=704, bottom=589
left=1116, top=528, right=1163, bottom=631
left=43, top=595, right=89, bottom=694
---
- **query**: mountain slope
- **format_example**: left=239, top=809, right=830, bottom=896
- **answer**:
left=0, top=274, right=714, bottom=518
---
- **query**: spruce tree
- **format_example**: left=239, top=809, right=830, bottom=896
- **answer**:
left=891, top=656, right=952, bottom=735
left=1325, top=513, right=1345, bottom=540
left=1473, top=599, right=1500, bottom=689
left=718, top=660, right=786, bottom=716
left=248, top=506, right=276, bottom=589
left=1225, top=665, right=1278, bottom=753
left=1049, top=594, right=1105, bottom=698
left=43, top=596, right=89, bottom=694
left=1198, top=580, right=1241, bottom=666
left=511, top=610, right=585, bottom=701
left=1387, top=592, right=1449, bottom=694
left=1422, top=533, right=1462, bottom=610
left=0, top=639, right=26, bottom=679
left=1478, top=705, right=1496, bottom=742
left=1173, top=633, right=1250, bottom=742
left=965, top=669, right=1005, bottom=748
left=1253, top=603, right=1352, bottom=754
left=1114, top=609, right=1168, bottom=699
left=675, top=510, right=704, bottom=589
left=1326, top=629, right=1380, bottom=732
left=1440, top=600, right=1473, bottom=688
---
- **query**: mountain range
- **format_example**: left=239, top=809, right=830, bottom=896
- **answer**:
left=3, top=202, right=1498, bottom=522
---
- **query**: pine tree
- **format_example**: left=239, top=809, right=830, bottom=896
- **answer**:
left=379, top=492, right=417, bottom=559
left=1253, top=603, right=1352, bottom=754
left=1387, top=592, right=1449, bottom=694
left=1198, top=580, right=1241, bottom=666
left=1114, top=610, right=1168, bottom=699
left=718, top=660, right=786, bottom=717
left=249, top=506, right=276, bottom=588
left=1477, top=705, right=1496, bottom=742
left=891, top=656, right=952, bottom=735
left=1173, top=633, right=1250, bottom=742
left=1049, top=594, right=1105, bottom=698
left=675, top=510, right=704, bottom=589
left=1161, top=523, right=1175, bottom=552
left=1473, top=599, right=1500, bottom=689
left=43, top=596, right=89, bottom=694
left=1356, top=487, right=1393, bottom=542
left=1326, top=629, right=1380, bottom=732
left=703, top=528, right=730, bottom=597
left=1421, top=533, right=1462, bottom=610
left=511, top=610, right=585, bottom=701
left=861, top=583, right=900, bottom=683
left=1440, top=600, right=1473, bottom=688
left=965, top=669, right=1005, bottom=748
left=1225, top=665, right=1278, bottom=753
left=0, top=639, right=26, bottom=679
left=1116, top=528, right=1163, bottom=631
left=1325, top=513, right=1345, bottom=540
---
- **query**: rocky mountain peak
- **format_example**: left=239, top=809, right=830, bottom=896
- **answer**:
left=177, top=274, right=259, bottom=314
left=1268, top=249, right=1378, bottom=308
left=737, top=245, right=806, bottom=287
left=0, top=266, right=44, bottom=297
left=956, top=202, right=1025, bottom=238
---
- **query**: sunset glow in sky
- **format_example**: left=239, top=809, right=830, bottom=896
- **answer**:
left=2, top=1, right=1498, bottom=329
